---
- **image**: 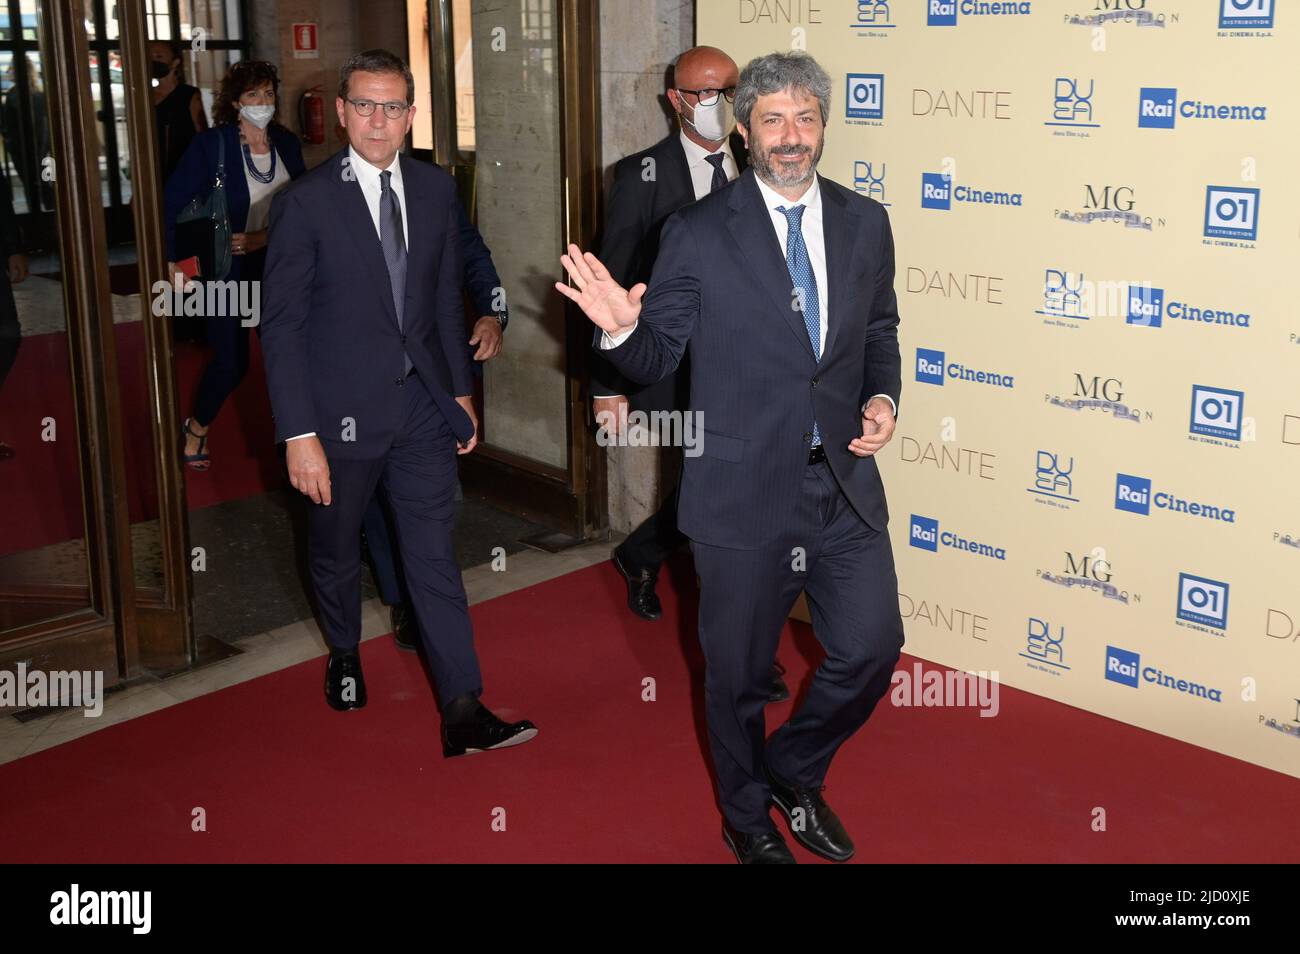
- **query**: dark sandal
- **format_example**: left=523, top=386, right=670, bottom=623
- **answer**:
left=181, top=417, right=211, bottom=471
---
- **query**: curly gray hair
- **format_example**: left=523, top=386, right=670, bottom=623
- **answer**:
left=734, top=51, right=832, bottom=128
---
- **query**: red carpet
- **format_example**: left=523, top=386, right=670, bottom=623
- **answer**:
left=0, top=323, right=283, bottom=557
left=2, top=559, right=1296, bottom=863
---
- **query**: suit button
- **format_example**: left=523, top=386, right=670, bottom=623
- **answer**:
left=803, top=432, right=812, bottom=443
left=811, top=376, right=819, bottom=387
left=400, top=334, right=406, bottom=344
left=396, top=377, right=405, bottom=386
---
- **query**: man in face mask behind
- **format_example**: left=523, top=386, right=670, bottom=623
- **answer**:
left=590, top=45, right=789, bottom=703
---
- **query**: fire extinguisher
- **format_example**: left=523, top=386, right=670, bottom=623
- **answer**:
left=298, top=86, right=325, bottom=145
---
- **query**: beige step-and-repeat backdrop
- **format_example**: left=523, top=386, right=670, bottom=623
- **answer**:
left=699, top=0, right=1298, bottom=779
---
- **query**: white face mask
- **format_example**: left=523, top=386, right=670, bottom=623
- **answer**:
left=682, top=96, right=733, bottom=143
left=240, top=104, right=275, bottom=129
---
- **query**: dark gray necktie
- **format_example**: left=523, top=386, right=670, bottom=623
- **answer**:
left=704, top=153, right=728, bottom=193
left=379, top=169, right=407, bottom=330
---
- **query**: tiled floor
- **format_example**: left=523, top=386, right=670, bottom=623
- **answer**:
left=0, top=539, right=617, bottom=766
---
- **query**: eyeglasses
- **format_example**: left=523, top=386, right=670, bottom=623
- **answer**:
left=676, top=87, right=736, bottom=107
left=347, top=98, right=410, bottom=120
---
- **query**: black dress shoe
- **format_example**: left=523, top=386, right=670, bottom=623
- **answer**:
left=721, top=820, right=797, bottom=864
left=392, top=603, right=418, bottom=652
left=325, top=650, right=367, bottom=711
left=767, top=662, right=790, bottom=703
left=766, top=766, right=854, bottom=862
left=441, top=700, right=538, bottom=757
left=612, top=544, right=662, bottom=621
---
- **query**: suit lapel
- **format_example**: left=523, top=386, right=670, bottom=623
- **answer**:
left=662, top=135, right=696, bottom=212
left=819, top=176, right=861, bottom=366
left=399, top=155, right=425, bottom=318
left=726, top=169, right=816, bottom=361
left=333, top=149, right=399, bottom=329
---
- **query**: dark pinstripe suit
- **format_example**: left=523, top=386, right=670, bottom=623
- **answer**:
left=600, top=168, right=906, bottom=832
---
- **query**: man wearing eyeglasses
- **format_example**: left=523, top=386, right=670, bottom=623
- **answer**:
left=261, top=49, right=537, bottom=758
left=591, top=45, right=790, bottom=704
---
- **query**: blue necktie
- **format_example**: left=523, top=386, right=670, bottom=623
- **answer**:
left=380, top=169, right=412, bottom=374
left=777, top=204, right=821, bottom=447
left=704, top=153, right=728, bottom=193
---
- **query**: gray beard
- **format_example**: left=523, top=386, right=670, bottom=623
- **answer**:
left=752, top=142, right=823, bottom=189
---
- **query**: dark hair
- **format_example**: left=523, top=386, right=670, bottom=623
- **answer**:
left=149, top=39, right=187, bottom=84
left=338, top=49, right=414, bottom=105
left=212, top=59, right=280, bottom=126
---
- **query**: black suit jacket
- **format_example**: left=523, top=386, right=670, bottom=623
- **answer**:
left=591, top=131, right=747, bottom=413
left=260, top=149, right=474, bottom=458
left=598, top=168, right=903, bottom=549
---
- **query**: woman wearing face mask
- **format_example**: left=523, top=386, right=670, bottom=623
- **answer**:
left=150, top=39, right=207, bottom=183
left=164, top=59, right=305, bottom=470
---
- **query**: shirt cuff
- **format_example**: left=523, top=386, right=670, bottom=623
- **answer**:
left=286, top=432, right=317, bottom=441
left=864, top=394, right=897, bottom=417
left=599, top=320, right=638, bottom=349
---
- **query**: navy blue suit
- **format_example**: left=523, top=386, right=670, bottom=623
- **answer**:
left=260, top=148, right=483, bottom=704
left=599, top=168, right=906, bottom=831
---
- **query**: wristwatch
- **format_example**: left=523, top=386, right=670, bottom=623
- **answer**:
left=494, top=306, right=509, bottom=331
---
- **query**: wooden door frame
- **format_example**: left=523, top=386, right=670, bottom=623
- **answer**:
left=429, top=0, right=608, bottom=541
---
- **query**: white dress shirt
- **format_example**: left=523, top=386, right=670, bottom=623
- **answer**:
left=679, top=130, right=738, bottom=202
left=600, top=170, right=897, bottom=417
left=286, top=147, right=407, bottom=442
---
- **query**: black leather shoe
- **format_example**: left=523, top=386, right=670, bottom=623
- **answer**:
left=441, top=700, right=538, bottom=757
left=392, top=603, right=418, bottom=652
left=766, top=766, right=854, bottom=862
left=767, top=662, right=790, bottom=703
left=325, top=650, right=367, bottom=711
left=721, top=820, right=797, bottom=864
left=612, top=544, right=662, bottom=621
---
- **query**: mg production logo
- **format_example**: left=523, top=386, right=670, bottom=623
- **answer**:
left=848, top=0, right=896, bottom=35
left=1204, top=186, right=1259, bottom=247
left=915, top=348, right=1015, bottom=390
left=1115, top=473, right=1236, bottom=525
left=1189, top=384, right=1245, bottom=446
left=852, top=160, right=890, bottom=206
left=1038, top=549, right=1137, bottom=605
left=921, top=173, right=1022, bottom=211
left=1056, top=184, right=1163, bottom=232
left=1105, top=646, right=1223, bottom=703
left=1138, top=87, right=1267, bottom=128
left=1066, top=3, right=1179, bottom=29
left=1045, top=77, right=1099, bottom=137
left=928, top=0, right=1032, bottom=25
left=1022, top=618, right=1070, bottom=676
left=1047, top=373, right=1149, bottom=424
left=1218, top=0, right=1274, bottom=33
left=846, top=73, right=885, bottom=125
left=1027, top=450, right=1079, bottom=510
left=1125, top=283, right=1250, bottom=330
left=909, top=514, right=1007, bottom=561
left=1176, top=572, right=1230, bottom=634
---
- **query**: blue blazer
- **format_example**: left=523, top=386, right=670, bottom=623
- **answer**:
left=598, top=168, right=903, bottom=549
left=163, top=122, right=306, bottom=277
left=259, top=148, right=474, bottom=457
